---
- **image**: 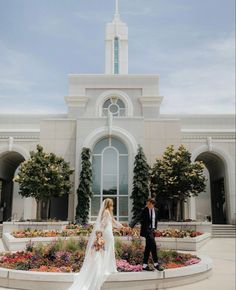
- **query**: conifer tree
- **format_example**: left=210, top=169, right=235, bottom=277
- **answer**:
left=131, top=145, right=150, bottom=222
left=76, top=148, right=93, bottom=224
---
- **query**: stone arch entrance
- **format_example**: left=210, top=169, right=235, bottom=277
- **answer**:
left=0, top=151, right=25, bottom=221
left=90, top=136, right=129, bottom=222
left=81, top=126, right=138, bottom=221
left=195, top=152, right=227, bottom=224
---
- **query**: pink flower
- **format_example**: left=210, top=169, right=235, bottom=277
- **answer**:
left=116, top=260, right=143, bottom=272
left=185, top=258, right=200, bottom=266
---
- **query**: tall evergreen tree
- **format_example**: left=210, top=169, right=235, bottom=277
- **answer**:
left=131, top=145, right=150, bottom=222
left=76, top=147, right=93, bottom=224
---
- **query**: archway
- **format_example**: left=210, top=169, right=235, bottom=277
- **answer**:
left=0, top=151, right=25, bottom=222
left=195, top=152, right=227, bottom=224
left=82, top=126, right=138, bottom=222
left=91, top=136, right=129, bottom=222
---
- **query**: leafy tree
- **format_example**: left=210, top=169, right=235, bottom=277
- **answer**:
left=151, top=145, right=207, bottom=221
left=76, top=148, right=93, bottom=224
left=131, top=145, right=150, bottom=222
left=14, top=145, right=74, bottom=220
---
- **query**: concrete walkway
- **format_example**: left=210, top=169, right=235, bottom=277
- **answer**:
left=0, top=238, right=235, bottom=290
left=168, top=238, right=235, bottom=290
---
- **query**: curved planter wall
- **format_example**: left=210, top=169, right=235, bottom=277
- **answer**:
left=3, top=233, right=211, bottom=252
left=0, top=255, right=212, bottom=290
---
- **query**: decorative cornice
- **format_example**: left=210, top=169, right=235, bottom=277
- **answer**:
left=182, top=129, right=235, bottom=133
left=138, top=96, right=164, bottom=107
left=68, top=74, right=160, bottom=79
left=64, top=96, right=89, bottom=107
left=182, top=134, right=235, bottom=140
left=0, top=129, right=40, bottom=133
left=0, top=135, right=39, bottom=140
left=181, top=129, right=236, bottom=140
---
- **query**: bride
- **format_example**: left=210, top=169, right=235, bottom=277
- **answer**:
left=69, top=198, right=123, bottom=290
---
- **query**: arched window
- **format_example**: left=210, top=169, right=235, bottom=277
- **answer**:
left=91, top=137, right=129, bottom=221
left=114, top=37, right=119, bottom=74
left=102, top=97, right=126, bottom=117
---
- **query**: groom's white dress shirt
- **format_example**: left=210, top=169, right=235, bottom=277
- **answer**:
left=149, top=208, right=155, bottom=229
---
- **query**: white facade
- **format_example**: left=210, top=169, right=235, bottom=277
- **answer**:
left=0, top=2, right=235, bottom=225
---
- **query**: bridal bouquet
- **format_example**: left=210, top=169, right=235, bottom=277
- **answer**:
left=92, top=231, right=105, bottom=252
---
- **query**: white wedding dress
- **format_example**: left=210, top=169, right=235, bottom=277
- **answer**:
left=69, top=201, right=122, bottom=290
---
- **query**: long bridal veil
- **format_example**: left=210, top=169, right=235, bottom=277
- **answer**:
left=83, top=200, right=106, bottom=265
left=69, top=200, right=107, bottom=290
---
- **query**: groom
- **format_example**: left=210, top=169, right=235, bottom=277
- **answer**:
left=130, top=198, right=164, bottom=272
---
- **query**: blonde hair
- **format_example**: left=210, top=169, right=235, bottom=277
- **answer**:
left=102, top=198, right=113, bottom=219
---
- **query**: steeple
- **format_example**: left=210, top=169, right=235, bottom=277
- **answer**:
left=105, top=0, right=128, bottom=75
left=114, top=0, right=120, bottom=21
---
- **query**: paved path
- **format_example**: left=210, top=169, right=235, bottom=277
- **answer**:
left=0, top=238, right=235, bottom=290
left=167, top=238, right=235, bottom=290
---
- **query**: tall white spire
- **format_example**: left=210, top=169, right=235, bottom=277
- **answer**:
left=105, top=0, right=128, bottom=74
left=114, top=0, right=120, bottom=21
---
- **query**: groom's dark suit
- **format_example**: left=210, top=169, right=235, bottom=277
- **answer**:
left=130, top=207, right=158, bottom=264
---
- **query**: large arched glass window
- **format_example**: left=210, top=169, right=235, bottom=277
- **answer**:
left=91, top=137, right=129, bottom=221
left=102, top=97, right=126, bottom=117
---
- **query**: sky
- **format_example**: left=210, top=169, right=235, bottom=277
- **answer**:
left=0, top=0, right=235, bottom=114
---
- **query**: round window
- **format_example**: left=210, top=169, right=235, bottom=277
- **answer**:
left=109, top=104, right=119, bottom=114
left=102, top=97, right=126, bottom=117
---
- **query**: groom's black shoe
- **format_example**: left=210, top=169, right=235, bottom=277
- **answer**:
left=154, top=264, right=165, bottom=271
left=142, top=266, right=154, bottom=272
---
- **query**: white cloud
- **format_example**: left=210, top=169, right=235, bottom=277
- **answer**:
left=0, top=42, right=67, bottom=113
left=0, top=43, right=37, bottom=94
left=130, top=34, right=235, bottom=114
left=160, top=35, right=235, bottom=114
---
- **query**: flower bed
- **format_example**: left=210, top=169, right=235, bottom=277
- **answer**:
left=154, top=229, right=203, bottom=238
left=11, top=225, right=202, bottom=239
left=0, top=238, right=200, bottom=273
left=4, top=226, right=209, bottom=252
left=11, top=224, right=93, bottom=239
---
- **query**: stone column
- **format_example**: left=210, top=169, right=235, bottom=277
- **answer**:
left=188, top=196, right=197, bottom=220
left=23, top=197, right=37, bottom=220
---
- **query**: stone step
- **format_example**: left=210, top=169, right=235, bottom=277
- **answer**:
left=212, top=227, right=236, bottom=229
left=213, top=235, right=236, bottom=238
left=212, top=224, right=236, bottom=238
left=212, top=225, right=236, bottom=234
left=212, top=227, right=235, bottom=230
left=212, top=230, right=236, bottom=232
left=212, top=232, right=236, bottom=235
left=212, top=225, right=236, bottom=228
left=212, top=227, right=236, bottom=230
left=212, top=229, right=236, bottom=232
left=213, top=231, right=236, bottom=233
left=212, top=233, right=236, bottom=237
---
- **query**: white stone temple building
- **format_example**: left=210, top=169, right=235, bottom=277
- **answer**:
left=0, top=1, right=235, bottom=225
